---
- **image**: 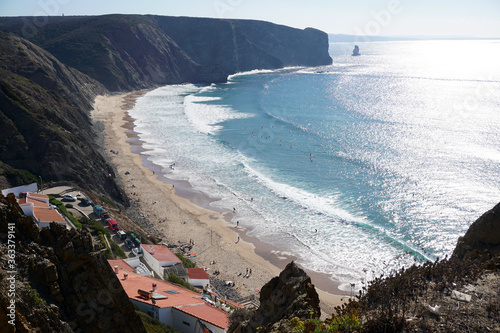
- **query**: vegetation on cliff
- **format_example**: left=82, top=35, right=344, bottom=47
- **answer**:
left=0, top=31, right=127, bottom=204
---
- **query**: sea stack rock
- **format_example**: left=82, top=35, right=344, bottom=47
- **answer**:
left=352, top=45, right=360, bottom=56
left=235, top=261, right=321, bottom=333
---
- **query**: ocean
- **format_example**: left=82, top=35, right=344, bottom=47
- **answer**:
left=128, top=40, right=500, bottom=291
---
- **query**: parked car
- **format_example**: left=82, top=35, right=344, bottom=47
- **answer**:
left=129, top=232, right=141, bottom=246
left=107, top=219, right=120, bottom=231
left=80, top=198, right=92, bottom=206
left=101, top=211, right=111, bottom=221
left=132, top=247, right=143, bottom=256
left=93, top=205, right=104, bottom=217
left=125, top=239, right=135, bottom=250
left=63, top=194, right=77, bottom=202
left=117, top=230, right=127, bottom=240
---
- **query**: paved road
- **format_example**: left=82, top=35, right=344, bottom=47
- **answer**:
left=41, top=185, right=136, bottom=258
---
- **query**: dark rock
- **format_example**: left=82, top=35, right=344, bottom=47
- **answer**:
left=352, top=45, right=360, bottom=56
left=453, top=202, right=500, bottom=260
left=235, top=261, right=320, bottom=333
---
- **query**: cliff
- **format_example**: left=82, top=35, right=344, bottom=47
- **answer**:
left=0, top=193, right=146, bottom=332
left=0, top=14, right=332, bottom=91
left=0, top=31, right=127, bottom=203
left=453, top=201, right=500, bottom=260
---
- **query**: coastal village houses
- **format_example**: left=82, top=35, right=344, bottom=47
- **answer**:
left=109, top=260, right=233, bottom=333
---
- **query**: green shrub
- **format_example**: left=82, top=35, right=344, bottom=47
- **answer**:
left=65, top=203, right=73, bottom=208
left=175, top=253, right=196, bottom=268
left=49, top=197, right=81, bottom=228
left=136, top=310, right=182, bottom=333
left=80, top=217, right=110, bottom=238
left=110, top=240, right=126, bottom=258
left=100, top=195, right=117, bottom=209
left=27, top=284, right=46, bottom=307
left=167, top=273, right=199, bottom=293
left=2, top=168, right=39, bottom=187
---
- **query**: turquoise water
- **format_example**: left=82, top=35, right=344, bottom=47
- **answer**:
left=129, top=40, right=500, bottom=290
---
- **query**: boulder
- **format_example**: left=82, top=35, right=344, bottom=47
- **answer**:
left=453, top=202, right=500, bottom=260
left=236, top=261, right=320, bottom=333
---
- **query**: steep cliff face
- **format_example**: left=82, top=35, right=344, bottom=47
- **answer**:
left=154, top=16, right=332, bottom=81
left=0, top=193, right=146, bottom=332
left=0, top=14, right=332, bottom=91
left=0, top=31, right=127, bottom=203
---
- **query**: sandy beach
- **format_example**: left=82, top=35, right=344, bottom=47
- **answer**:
left=92, top=91, right=345, bottom=315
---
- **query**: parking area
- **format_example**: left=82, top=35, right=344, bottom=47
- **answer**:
left=41, top=185, right=137, bottom=258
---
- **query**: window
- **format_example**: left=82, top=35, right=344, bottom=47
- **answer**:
left=182, top=321, right=190, bottom=327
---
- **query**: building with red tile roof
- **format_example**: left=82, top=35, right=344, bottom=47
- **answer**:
left=186, top=268, right=210, bottom=289
left=108, top=261, right=232, bottom=333
left=108, top=259, right=136, bottom=274
left=18, top=192, right=69, bottom=229
left=173, top=304, right=230, bottom=332
left=141, top=244, right=183, bottom=278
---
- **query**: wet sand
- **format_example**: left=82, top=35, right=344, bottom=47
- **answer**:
left=92, top=91, right=345, bottom=315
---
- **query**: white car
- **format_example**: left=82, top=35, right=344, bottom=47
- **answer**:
left=63, top=194, right=77, bottom=202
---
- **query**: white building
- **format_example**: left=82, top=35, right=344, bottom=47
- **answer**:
left=18, top=192, right=69, bottom=229
left=186, top=268, right=210, bottom=289
left=141, top=244, right=183, bottom=278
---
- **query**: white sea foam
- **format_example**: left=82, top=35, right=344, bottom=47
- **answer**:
left=184, top=94, right=253, bottom=134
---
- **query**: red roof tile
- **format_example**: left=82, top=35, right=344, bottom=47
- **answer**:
left=19, top=196, right=49, bottom=208
left=187, top=268, right=210, bottom=280
left=27, top=193, right=49, bottom=199
left=108, top=260, right=135, bottom=273
left=142, top=244, right=182, bottom=264
left=174, top=304, right=230, bottom=329
left=112, top=270, right=205, bottom=309
left=33, top=207, right=66, bottom=224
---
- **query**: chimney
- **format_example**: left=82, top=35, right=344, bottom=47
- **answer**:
left=123, top=273, right=128, bottom=280
left=152, top=283, right=157, bottom=292
left=150, top=247, right=155, bottom=255
left=114, top=265, right=119, bottom=274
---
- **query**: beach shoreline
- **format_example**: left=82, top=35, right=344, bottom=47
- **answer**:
left=92, top=90, right=345, bottom=315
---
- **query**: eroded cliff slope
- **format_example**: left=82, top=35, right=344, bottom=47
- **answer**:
left=0, top=14, right=332, bottom=91
left=0, top=31, right=127, bottom=202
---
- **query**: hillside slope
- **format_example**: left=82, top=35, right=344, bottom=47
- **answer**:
left=0, top=193, right=146, bottom=332
left=0, top=31, right=126, bottom=203
left=0, top=14, right=332, bottom=91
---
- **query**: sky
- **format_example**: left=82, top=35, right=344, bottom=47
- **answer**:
left=1, top=0, right=500, bottom=38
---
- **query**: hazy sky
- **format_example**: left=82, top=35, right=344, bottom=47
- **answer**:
left=2, top=0, right=500, bottom=38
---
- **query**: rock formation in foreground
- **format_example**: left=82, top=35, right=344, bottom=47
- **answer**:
left=453, top=201, right=500, bottom=260
left=0, top=193, right=146, bottom=332
left=231, top=261, right=321, bottom=333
